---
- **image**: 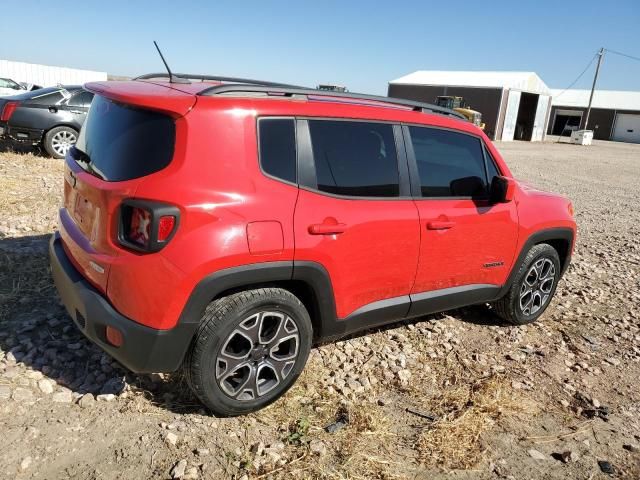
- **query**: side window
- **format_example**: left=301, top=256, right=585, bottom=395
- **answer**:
left=258, top=118, right=296, bottom=184
left=308, top=120, right=399, bottom=197
left=68, top=91, right=94, bottom=108
left=483, top=144, right=501, bottom=182
left=409, top=126, right=488, bottom=198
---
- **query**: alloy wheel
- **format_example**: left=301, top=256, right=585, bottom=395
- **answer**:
left=51, top=130, right=77, bottom=157
left=216, top=311, right=300, bottom=401
left=519, top=258, right=556, bottom=316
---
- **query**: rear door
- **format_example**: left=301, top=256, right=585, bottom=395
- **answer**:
left=293, top=118, right=420, bottom=321
left=405, top=125, right=518, bottom=301
left=60, top=94, right=177, bottom=292
left=60, top=90, right=94, bottom=129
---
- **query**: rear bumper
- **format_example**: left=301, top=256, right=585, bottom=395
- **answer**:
left=0, top=123, right=44, bottom=144
left=49, top=232, right=197, bottom=373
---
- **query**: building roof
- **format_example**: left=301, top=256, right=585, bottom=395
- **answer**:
left=389, top=70, right=550, bottom=95
left=550, top=89, right=640, bottom=111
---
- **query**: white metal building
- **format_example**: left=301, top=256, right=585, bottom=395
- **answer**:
left=0, top=59, right=107, bottom=87
left=388, top=71, right=552, bottom=141
left=548, top=89, right=640, bottom=143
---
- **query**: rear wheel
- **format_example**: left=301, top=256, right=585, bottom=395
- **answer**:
left=184, top=288, right=312, bottom=416
left=44, top=126, right=77, bottom=159
left=493, top=243, right=561, bottom=325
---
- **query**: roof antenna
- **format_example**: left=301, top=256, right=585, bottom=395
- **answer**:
left=153, top=41, right=190, bottom=84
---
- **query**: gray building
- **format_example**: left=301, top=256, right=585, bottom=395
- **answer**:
left=388, top=71, right=552, bottom=141
left=548, top=89, right=640, bottom=143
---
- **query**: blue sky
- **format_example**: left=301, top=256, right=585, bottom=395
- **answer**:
left=2, top=0, right=639, bottom=95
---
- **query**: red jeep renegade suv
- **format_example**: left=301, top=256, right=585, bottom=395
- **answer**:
left=49, top=73, right=576, bottom=415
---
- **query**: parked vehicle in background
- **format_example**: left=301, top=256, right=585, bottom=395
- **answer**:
left=0, top=85, right=93, bottom=158
left=49, top=73, right=576, bottom=416
left=0, top=77, right=28, bottom=97
left=19, top=82, right=43, bottom=91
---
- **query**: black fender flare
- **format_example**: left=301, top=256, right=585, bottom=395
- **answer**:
left=177, top=260, right=340, bottom=338
left=495, top=227, right=575, bottom=299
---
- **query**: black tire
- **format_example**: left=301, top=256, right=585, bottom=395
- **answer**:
left=184, top=288, right=312, bottom=416
left=493, top=243, right=561, bottom=325
left=43, top=126, right=78, bottom=159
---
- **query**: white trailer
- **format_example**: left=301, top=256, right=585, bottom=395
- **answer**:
left=0, top=59, right=107, bottom=88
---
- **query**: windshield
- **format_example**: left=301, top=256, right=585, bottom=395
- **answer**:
left=0, top=78, right=22, bottom=89
left=74, top=95, right=175, bottom=181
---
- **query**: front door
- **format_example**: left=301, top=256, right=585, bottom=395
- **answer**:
left=293, top=119, right=420, bottom=322
left=404, top=125, right=518, bottom=307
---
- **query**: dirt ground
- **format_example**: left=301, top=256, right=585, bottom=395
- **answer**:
left=1, top=138, right=639, bottom=480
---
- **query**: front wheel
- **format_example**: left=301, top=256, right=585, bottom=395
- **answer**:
left=184, top=288, right=312, bottom=416
left=493, top=243, right=561, bottom=325
left=43, top=126, right=78, bottom=159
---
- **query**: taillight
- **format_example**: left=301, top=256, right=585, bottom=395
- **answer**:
left=119, top=200, right=179, bottom=253
left=1, top=101, right=18, bottom=122
left=157, top=215, right=176, bottom=242
left=129, top=207, right=152, bottom=247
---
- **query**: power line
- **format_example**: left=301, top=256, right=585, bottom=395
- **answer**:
left=554, top=53, right=598, bottom=99
left=605, top=48, right=640, bottom=63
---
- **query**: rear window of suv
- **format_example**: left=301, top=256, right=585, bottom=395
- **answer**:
left=74, top=95, right=175, bottom=181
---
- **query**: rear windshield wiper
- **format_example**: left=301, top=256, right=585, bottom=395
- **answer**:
left=70, top=146, right=105, bottom=180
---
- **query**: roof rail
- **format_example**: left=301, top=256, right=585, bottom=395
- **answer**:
left=133, top=73, right=466, bottom=120
left=198, top=84, right=467, bottom=120
left=134, top=73, right=306, bottom=89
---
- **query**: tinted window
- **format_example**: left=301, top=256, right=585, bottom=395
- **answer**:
left=258, top=118, right=296, bottom=183
left=74, top=95, right=175, bottom=181
left=68, top=91, right=94, bottom=108
left=409, top=126, right=488, bottom=198
left=484, top=145, right=500, bottom=182
left=309, top=120, right=399, bottom=197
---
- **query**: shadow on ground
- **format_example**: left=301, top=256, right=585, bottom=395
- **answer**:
left=0, top=233, right=203, bottom=413
left=0, top=139, right=43, bottom=156
left=0, top=233, right=508, bottom=413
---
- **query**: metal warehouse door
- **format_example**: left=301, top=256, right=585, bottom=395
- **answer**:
left=531, top=95, right=550, bottom=141
left=501, top=90, right=521, bottom=141
left=613, top=114, right=640, bottom=144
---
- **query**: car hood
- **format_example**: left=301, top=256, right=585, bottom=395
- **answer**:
left=515, top=178, right=568, bottom=200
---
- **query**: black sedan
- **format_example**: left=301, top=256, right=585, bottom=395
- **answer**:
left=0, top=86, right=93, bottom=158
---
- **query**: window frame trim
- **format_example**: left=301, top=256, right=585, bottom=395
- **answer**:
left=482, top=142, right=502, bottom=179
left=402, top=123, right=497, bottom=201
left=256, top=116, right=299, bottom=188
left=296, top=116, right=412, bottom=201
left=66, top=90, right=94, bottom=109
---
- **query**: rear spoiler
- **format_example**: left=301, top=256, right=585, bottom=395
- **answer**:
left=84, top=81, right=196, bottom=117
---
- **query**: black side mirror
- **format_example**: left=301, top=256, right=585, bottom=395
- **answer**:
left=449, top=176, right=485, bottom=197
left=490, top=176, right=515, bottom=204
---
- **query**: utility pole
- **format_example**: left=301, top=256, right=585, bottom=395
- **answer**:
left=583, top=48, right=605, bottom=130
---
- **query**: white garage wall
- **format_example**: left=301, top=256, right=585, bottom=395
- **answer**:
left=531, top=95, right=550, bottom=141
left=612, top=114, right=640, bottom=144
left=0, top=59, right=107, bottom=87
left=501, top=90, right=521, bottom=141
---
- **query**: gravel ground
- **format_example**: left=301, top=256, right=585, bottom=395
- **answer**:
left=0, top=138, right=639, bottom=479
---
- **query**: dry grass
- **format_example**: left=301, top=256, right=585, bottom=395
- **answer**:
left=254, top=354, right=403, bottom=479
left=416, top=374, right=536, bottom=470
left=0, top=149, right=63, bottom=234
left=0, top=150, right=62, bottom=319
